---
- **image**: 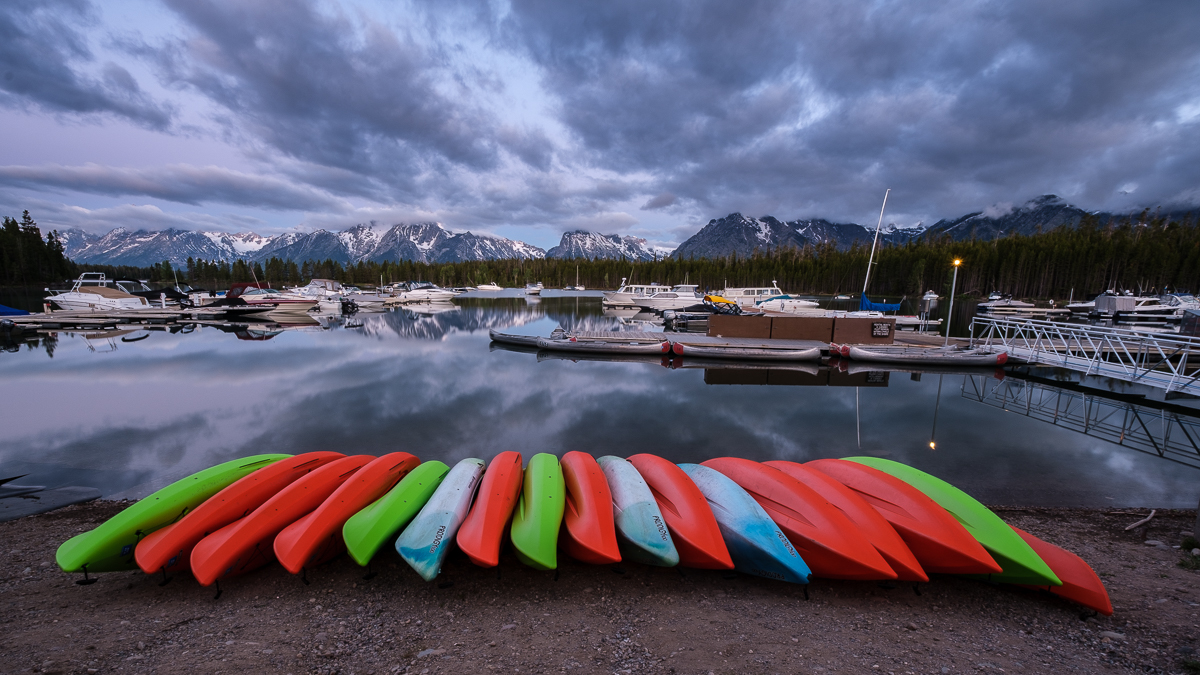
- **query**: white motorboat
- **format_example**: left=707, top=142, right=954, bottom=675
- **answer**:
left=755, top=297, right=820, bottom=312
left=524, top=282, right=544, bottom=295
left=602, top=278, right=671, bottom=306
left=391, top=281, right=461, bottom=302
left=632, top=285, right=704, bottom=311
left=291, top=278, right=344, bottom=297
left=1090, top=292, right=1175, bottom=319
left=977, top=292, right=1035, bottom=310
left=1161, top=293, right=1200, bottom=316
left=476, top=282, right=503, bottom=291
left=44, top=273, right=150, bottom=311
left=718, top=281, right=788, bottom=307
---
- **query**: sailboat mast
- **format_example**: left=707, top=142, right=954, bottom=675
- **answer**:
left=861, top=188, right=891, bottom=296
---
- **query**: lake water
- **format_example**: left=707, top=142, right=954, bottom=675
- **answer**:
left=2, top=294, right=1197, bottom=508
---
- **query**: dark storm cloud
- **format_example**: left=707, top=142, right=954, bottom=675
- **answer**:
left=499, top=0, right=1200, bottom=221
left=0, top=163, right=345, bottom=210
left=0, top=0, right=172, bottom=128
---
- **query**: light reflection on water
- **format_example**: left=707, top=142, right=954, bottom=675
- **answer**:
left=1, top=296, right=1197, bottom=509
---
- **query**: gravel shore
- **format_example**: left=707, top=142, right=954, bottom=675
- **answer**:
left=2, top=501, right=1198, bottom=675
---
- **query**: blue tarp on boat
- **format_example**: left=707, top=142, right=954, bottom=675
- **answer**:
left=859, top=294, right=902, bottom=312
left=0, top=304, right=30, bottom=316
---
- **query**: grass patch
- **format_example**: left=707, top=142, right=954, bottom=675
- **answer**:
left=1180, top=658, right=1200, bottom=675
left=1180, top=555, right=1200, bottom=571
left=1182, top=536, right=1200, bottom=551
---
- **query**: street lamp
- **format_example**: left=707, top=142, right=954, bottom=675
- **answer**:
left=944, top=258, right=962, bottom=347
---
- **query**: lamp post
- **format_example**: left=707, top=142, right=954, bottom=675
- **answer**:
left=944, top=258, right=961, bottom=347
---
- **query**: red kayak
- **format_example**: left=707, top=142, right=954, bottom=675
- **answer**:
left=560, top=451, right=621, bottom=564
left=457, top=451, right=523, bottom=567
left=190, top=455, right=373, bottom=586
left=274, top=452, right=420, bottom=574
left=1012, top=527, right=1113, bottom=615
left=703, top=458, right=895, bottom=580
left=626, top=453, right=733, bottom=569
left=764, top=460, right=927, bottom=582
left=135, top=451, right=344, bottom=575
left=806, top=459, right=1001, bottom=575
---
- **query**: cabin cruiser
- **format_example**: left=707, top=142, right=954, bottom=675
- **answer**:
left=111, top=279, right=189, bottom=307
left=632, top=285, right=704, bottom=311
left=718, top=281, right=788, bottom=307
left=602, top=278, right=672, bottom=306
left=977, top=293, right=1035, bottom=311
left=1089, top=291, right=1175, bottom=319
left=44, top=273, right=151, bottom=311
left=387, top=281, right=460, bottom=303
left=524, top=282, right=544, bottom=295
left=212, top=283, right=318, bottom=316
left=476, top=282, right=503, bottom=291
left=755, top=297, right=820, bottom=312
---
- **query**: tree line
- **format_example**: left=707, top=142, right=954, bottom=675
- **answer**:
left=5, top=209, right=1199, bottom=299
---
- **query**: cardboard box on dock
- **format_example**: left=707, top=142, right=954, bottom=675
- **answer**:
left=832, top=317, right=896, bottom=345
left=708, top=315, right=773, bottom=339
left=770, top=316, right=834, bottom=342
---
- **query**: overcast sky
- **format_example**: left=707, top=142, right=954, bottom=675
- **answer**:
left=1, top=0, right=1198, bottom=249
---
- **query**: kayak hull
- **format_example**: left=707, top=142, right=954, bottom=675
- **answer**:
left=627, top=453, right=732, bottom=570
left=703, top=457, right=895, bottom=580
left=457, top=452, right=524, bottom=567
left=396, top=459, right=485, bottom=581
left=275, top=452, right=420, bottom=574
left=135, top=452, right=343, bottom=575
left=680, top=463, right=810, bottom=584
left=190, top=455, right=373, bottom=586
left=764, top=460, right=926, bottom=582
left=597, top=456, right=678, bottom=567
left=57, top=454, right=290, bottom=574
left=806, top=459, right=1001, bottom=575
left=510, top=453, right=566, bottom=570
left=1012, top=527, right=1112, bottom=615
left=343, top=460, right=449, bottom=566
left=560, top=452, right=621, bottom=565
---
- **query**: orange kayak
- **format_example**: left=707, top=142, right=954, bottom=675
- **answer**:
left=703, top=458, right=895, bottom=580
left=1012, top=527, right=1113, bottom=615
left=135, top=451, right=344, bottom=575
left=456, top=451, right=523, bottom=567
left=764, top=460, right=927, bottom=582
left=560, top=451, right=620, bottom=564
left=626, top=453, right=732, bottom=569
left=190, top=455, right=373, bottom=586
left=806, top=459, right=1001, bottom=575
left=274, top=452, right=420, bottom=574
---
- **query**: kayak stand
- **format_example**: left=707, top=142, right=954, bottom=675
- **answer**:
left=158, top=567, right=172, bottom=587
left=75, top=565, right=98, bottom=586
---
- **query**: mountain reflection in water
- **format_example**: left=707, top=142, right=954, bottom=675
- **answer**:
left=0, top=297, right=1196, bottom=510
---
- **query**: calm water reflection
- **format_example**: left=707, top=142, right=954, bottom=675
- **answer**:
left=2, top=296, right=1197, bottom=508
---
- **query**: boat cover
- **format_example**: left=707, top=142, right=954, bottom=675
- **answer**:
left=859, top=294, right=902, bottom=312
left=0, top=304, right=30, bottom=316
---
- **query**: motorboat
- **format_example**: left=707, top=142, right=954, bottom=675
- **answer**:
left=524, top=282, right=544, bottom=295
left=476, top=282, right=503, bottom=291
left=390, top=281, right=461, bottom=303
left=44, top=273, right=150, bottom=311
left=632, top=285, right=704, bottom=311
left=756, top=297, right=820, bottom=312
left=602, top=278, right=671, bottom=306
left=1089, top=291, right=1175, bottom=319
left=1159, top=293, right=1199, bottom=316
left=977, top=293, right=1035, bottom=311
left=215, top=283, right=319, bottom=316
left=112, top=279, right=189, bottom=307
left=718, top=281, right=788, bottom=307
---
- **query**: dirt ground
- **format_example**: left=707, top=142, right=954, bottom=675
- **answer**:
left=1, top=502, right=1198, bottom=675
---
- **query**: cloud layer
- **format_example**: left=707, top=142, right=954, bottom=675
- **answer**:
left=1, top=0, right=1198, bottom=241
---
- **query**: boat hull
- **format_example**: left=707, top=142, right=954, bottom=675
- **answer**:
left=597, top=456, right=678, bottom=567
left=536, top=337, right=669, bottom=355
left=844, top=345, right=1008, bottom=366
left=395, top=459, right=485, bottom=581
left=510, top=453, right=565, bottom=570
left=343, top=460, right=449, bottom=566
left=457, top=452, right=524, bottom=567
left=627, top=454, right=732, bottom=569
left=1012, top=527, right=1112, bottom=615
left=560, top=452, right=621, bottom=565
left=672, top=343, right=822, bottom=361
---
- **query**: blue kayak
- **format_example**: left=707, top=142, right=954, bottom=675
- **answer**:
left=679, top=463, right=810, bottom=584
left=597, top=456, right=678, bottom=566
left=395, top=458, right=485, bottom=581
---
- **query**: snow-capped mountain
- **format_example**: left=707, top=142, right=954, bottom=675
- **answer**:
left=546, top=230, right=660, bottom=261
left=922, top=195, right=1096, bottom=239
left=671, top=213, right=921, bottom=260
left=68, top=228, right=252, bottom=267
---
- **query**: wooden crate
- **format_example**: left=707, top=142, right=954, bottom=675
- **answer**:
left=707, top=315, right=773, bottom=339
left=770, top=316, right=834, bottom=342
left=832, top=317, right=896, bottom=345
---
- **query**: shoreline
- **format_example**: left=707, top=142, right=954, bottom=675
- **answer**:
left=2, top=501, right=1197, bottom=674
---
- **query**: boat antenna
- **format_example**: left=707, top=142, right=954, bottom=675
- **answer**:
left=861, top=188, right=890, bottom=297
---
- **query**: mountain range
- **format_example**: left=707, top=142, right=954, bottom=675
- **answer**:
left=53, top=195, right=1194, bottom=267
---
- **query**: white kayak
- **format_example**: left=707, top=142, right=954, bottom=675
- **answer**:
left=842, top=344, right=1009, bottom=366
left=395, top=458, right=485, bottom=581
left=596, top=456, right=678, bottom=566
left=679, top=463, right=810, bottom=584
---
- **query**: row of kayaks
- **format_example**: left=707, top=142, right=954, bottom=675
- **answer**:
left=54, top=452, right=1110, bottom=615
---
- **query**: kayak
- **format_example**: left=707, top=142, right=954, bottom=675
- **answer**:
left=806, top=459, right=1002, bottom=575
left=275, top=452, right=420, bottom=574
left=679, top=463, right=810, bottom=584
left=703, top=457, right=895, bottom=580
left=343, top=460, right=450, bottom=566
left=626, top=453, right=732, bottom=569
left=597, top=456, right=678, bottom=567
left=510, top=453, right=566, bottom=570
left=190, top=455, right=373, bottom=586
left=1012, top=527, right=1112, bottom=615
left=396, top=458, right=485, bottom=580
left=57, top=454, right=289, bottom=575
left=671, top=343, right=822, bottom=361
left=136, top=452, right=344, bottom=575
left=457, top=451, right=524, bottom=567
left=764, top=460, right=926, bottom=582
left=847, top=457, right=1059, bottom=586
left=560, top=452, right=621, bottom=564
left=536, top=337, right=670, bottom=355
left=840, top=344, right=1009, bottom=366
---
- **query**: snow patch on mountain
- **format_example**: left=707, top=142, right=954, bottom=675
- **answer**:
left=546, top=230, right=659, bottom=261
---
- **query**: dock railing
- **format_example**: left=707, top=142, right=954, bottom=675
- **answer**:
left=969, top=316, right=1200, bottom=395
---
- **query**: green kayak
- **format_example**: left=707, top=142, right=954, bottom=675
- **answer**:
left=510, top=453, right=565, bottom=570
left=845, top=457, right=1060, bottom=586
left=343, top=460, right=449, bottom=566
left=56, top=454, right=289, bottom=574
